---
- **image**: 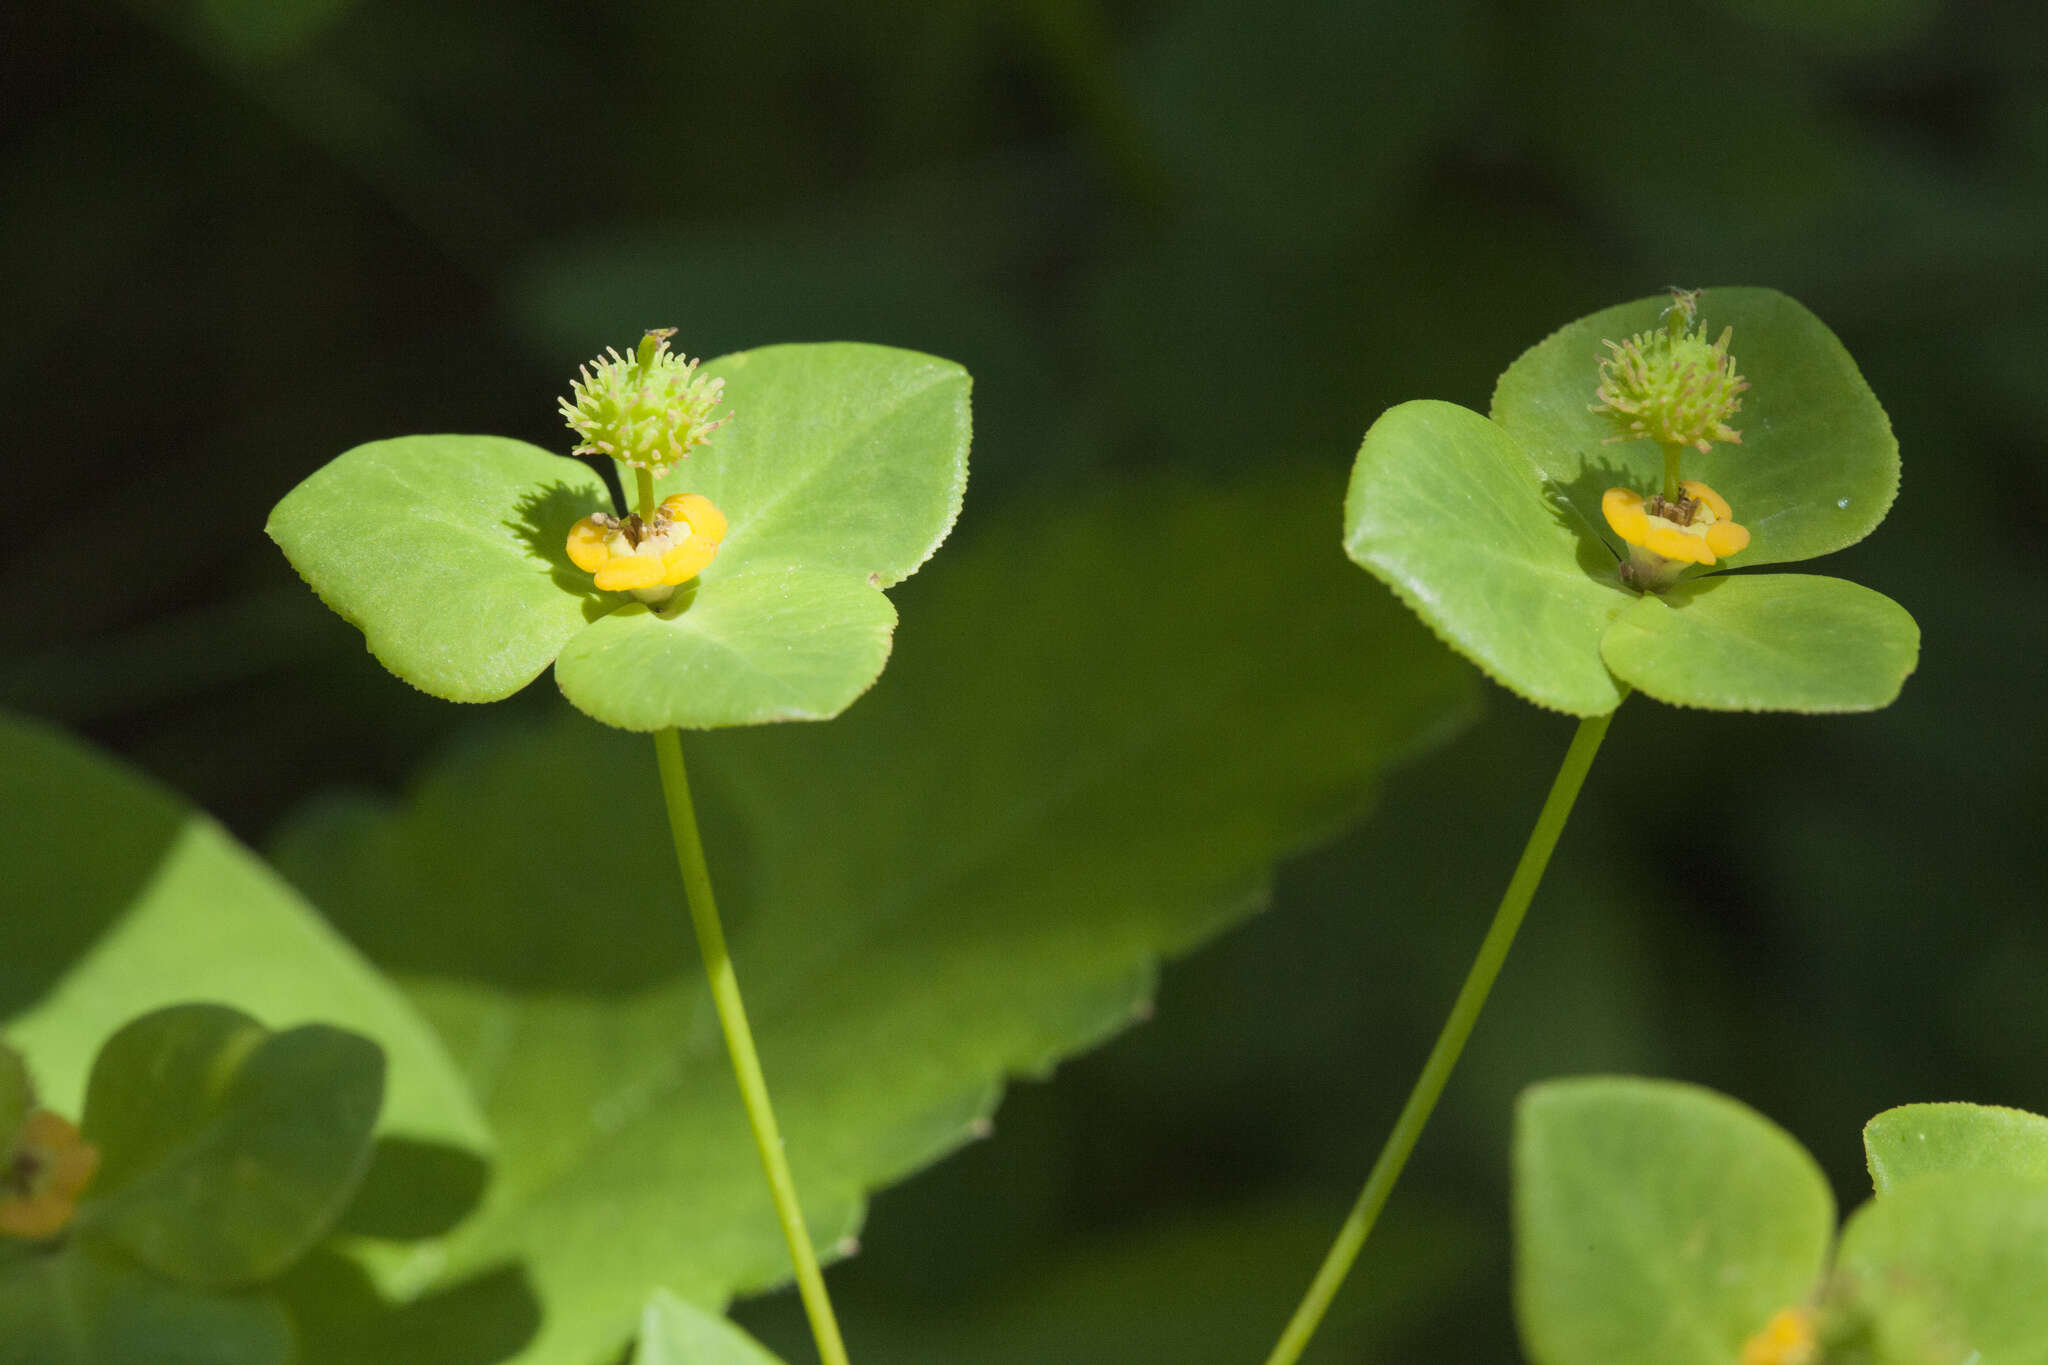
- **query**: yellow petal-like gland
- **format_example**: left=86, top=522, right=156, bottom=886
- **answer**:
left=1, top=1111, right=99, bottom=1241
left=661, top=493, right=728, bottom=544
left=1705, top=520, right=1750, bottom=557
left=594, top=554, right=665, bottom=591
left=1642, top=518, right=1716, bottom=564
left=660, top=539, right=718, bottom=585
left=566, top=517, right=612, bottom=572
left=1739, top=1308, right=1818, bottom=1365
left=1678, top=479, right=1733, bottom=521
left=1602, top=488, right=1649, bottom=544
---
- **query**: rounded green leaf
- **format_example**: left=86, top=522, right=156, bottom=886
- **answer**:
left=1489, top=287, right=1898, bottom=570
left=1514, top=1077, right=1834, bottom=1365
left=553, top=567, right=895, bottom=730
left=1600, top=573, right=1919, bottom=712
left=266, top=434, right=613, bottom=703
left=78, top=1003, right=384, bottom=1288
left=0, top=1244, right=292, bottom=1365
left=635, top=1292, right=786, bottom=1365
left=1866, top=1103, right=2048, bottom=1193
left=654, top=342, right=970, bottom=587
left=1345, top=398, right=1632, bottom=715
left=1836, top=1172, right=2048, bottom=1364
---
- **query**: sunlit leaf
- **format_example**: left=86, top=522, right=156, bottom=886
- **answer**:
left=1865, top=1102, right=2048, bottom=1192
left=1345, top=398, right=1631, bottom=716
left=1489, top=287, right=1898, bottom=571
left=266, top=435, right=611, bottom=704
left=1514, top=1077, right=1833, bottom=1365
left=1837, top=1172, right=2048, bottom=1365
left=636, top=1293, right=786, bottom=1365
left=1599, top=574, right=1919, bottom=713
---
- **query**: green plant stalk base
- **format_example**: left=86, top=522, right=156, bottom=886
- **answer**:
left=1261, top=705, right=1619, bottom=1365
left=654, top=728, right=852, bottom=1365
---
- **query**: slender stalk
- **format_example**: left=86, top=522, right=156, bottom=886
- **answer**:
left=653, top=728, right=851, bottom=1365
left=1262, top=708, right=1619, bottom=1365
left=635, top=466, right=657, bottom=523
left=1660, top=444, right=1684, bottom=501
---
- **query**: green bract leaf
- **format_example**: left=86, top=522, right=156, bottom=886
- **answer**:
left=1865, top=1102, right=2048, bottom=1192
left=1599, top=574, right=1919, bottom=712
left=1836, top=1172, right=2048, bottom=1364
left=1490, top=287, right=1898, bottom=570
left=271, top=472, right=1476, bottom=1365
left=635, top=1292, right=786, bottom=1365
left=0, top=710, right=487, bottom=1158
left=270, top=343, right=970, bottom=731
left=1345, top=398, right=1632, bottom=715
left=658, top=343, right=969, bottom=588
left=553, top=567, right=895, bottom=729
left=1514, top=1077, right=1834, bottom=1365
left=267, top=435, right=612, bottom=703
left=0, top=1244, right=292, bottom=1365
left=77, top=1004, right=383, bottom=1288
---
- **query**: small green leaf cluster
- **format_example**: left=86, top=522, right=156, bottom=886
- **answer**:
left=266, top=342, right=971, bottom=731
left=0, top=1005, right=386, bottom=1365
left=1345, top=288, right=1918, bottom=715
left=1516, top=1078, right=2048, bottom=1365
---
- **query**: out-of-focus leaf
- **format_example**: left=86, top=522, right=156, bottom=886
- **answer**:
left=271, top=471, right=1477, bottom=1364
left=0, top=1243, right=292, bottom=1365
left=1600, top=574, right=1918, bottom=712
left=635, top=1292, right=786, bottom=1365
left=1836, top=1172, right=2048, bottom=1364
left=78, top=1004, right=383, bottom=1288
left=0, top=710, right=487, bottom=1160
left=0, top=1049, right=27, bottom=1139
left=1865, top=1102, right=2048, bottom=1193
left=1514, top=1077, right=1833, bottom=1365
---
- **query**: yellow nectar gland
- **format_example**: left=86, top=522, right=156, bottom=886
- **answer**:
left=1740, top=1307, right=1819, bottom=1365
left=1, top=1110, right=100, bottom=1241
left=1602, top=479, right=1751, bottom=591
left=567, top=492, right=728, bottom=606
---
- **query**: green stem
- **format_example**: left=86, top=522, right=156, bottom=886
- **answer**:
left=636, top=466, right=657, bottom=523
left=1261, top=708, right=1619, bottom=1365
left=653, top=729, right=852, bottom=1365
left=1660, top=444, right=1683, bottom=502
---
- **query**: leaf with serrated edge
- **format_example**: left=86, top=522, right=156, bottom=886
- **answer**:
left=1490, top=287, right=1898, bottom=571
left=271, top=472, right=1477, bottom=1365
left=1600, top=574, right=1918, bottom=713
left=267, top=435, right=612, bottom=703
left=1865, top=1103, right=2048, bottom=1193
left=1345, top=399, right=1631, bottom=716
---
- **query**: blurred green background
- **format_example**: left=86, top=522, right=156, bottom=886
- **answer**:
left=5, top=0, right=2044, bottom=1359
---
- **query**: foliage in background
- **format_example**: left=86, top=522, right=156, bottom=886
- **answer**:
left=5, top=0, right=2046, bottom=1357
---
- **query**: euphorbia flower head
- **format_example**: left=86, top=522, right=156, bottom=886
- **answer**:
left=1591, top=289, right=1749, bottom=456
